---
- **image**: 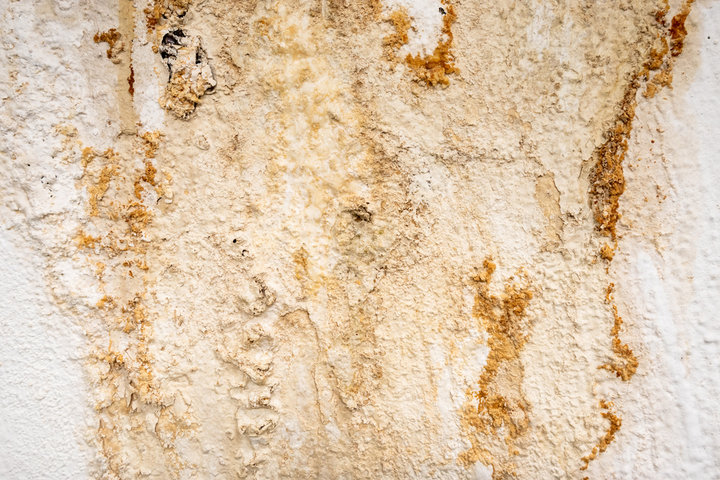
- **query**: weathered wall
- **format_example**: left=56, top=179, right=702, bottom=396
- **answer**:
left=1, top=0, right=718, bottom=479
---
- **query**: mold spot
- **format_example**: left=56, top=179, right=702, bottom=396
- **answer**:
left=346, top=204, right=373, bottom=222
left=127, top=64, right=135, bottom=96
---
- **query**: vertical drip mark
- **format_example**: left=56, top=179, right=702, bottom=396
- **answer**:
left=77, top=131, right=182, bottom=477
left=118, top=0, right=137, bottom=132
left=583, top=0, right=695, bottom=472
left=599, top=283, right=639, bottom=381
left=580, top=400, right=622, bottom=471
left=460, top=258, right=534, bottom=479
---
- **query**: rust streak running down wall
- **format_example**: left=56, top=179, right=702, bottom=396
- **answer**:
left=460, top=259, right=534, bottom=478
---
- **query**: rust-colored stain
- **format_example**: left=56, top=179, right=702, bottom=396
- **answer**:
left=127, top=64, right=135, bottom=96
left=405, top=1, right=459, bottom=86
left=50, top=0, right=700, bottom=475
left=133, top=161, right=159, bottom=200
left=583, top=7, right=693, bottom=469
left=384, top=2, right=459, bottom=86
left=134, top=132, right=162, bottom=199
left=643, top=0, right=695, bottom=98
left=124, top=201, right=153, bottom=234
left=383, top=9, right=411, bottom=55
left=93, top=28, right=122, bottom=59
left=669, top=1, right=694, bottom=57
left=590, top=0, right=694, bottom=238
left=140, top=130, right=162, bottom=158
left=84, top=148, right=119, bottom=217
left=588, top=81, right=637, bottom=242
left=75, top=132, right=184, bottom=478
left=580, top=400, right=622, bottom=471
left=142, top=161, right=157, bottom=185
left=600, top=243, right=615, bottom=262
left=145, top=0, right=191, bottom=30
left=577, top=284, right=636, bottom=471
left=75, top=230, right=99, bottom=249
left=600, top=283, right=638, bottom=381
left=460, top=258, right=534, bottom=478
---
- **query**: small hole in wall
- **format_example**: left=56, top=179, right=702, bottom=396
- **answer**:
left=439, top=7, right=446, bottom=15
left=347, top=204, right=373, bottom=222
left=232, top=239, right=237, bottom=243
left=160, top=30, right=185, bottom=59
left=160, top=29, right=187, bottom=79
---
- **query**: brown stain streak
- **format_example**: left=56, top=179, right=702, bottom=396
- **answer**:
left=78, top=133, right=183, bottom=477
left=599, top=283, right=638, bottom=381
left=459, top=258, right=534, bottom=478
left=590, top=0, right=695, bottom=241
left=588, top=81, right=637, bottom=242
left=669, top=2, right=694, bottom=57
left=128, top=64, right=135, bottom=96
left=101, top=0, right=138, bottom=132
left=584, top=3, right=694, bottom=470
left=580, top=400, right=622, bottom=470
left=589, top=1, right=695, bottom=379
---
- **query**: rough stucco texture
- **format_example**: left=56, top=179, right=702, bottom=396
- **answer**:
left=1, top=0, right=719, bottom=479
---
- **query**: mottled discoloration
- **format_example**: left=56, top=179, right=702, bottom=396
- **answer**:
left=73, top=131, right=184, bottom=478
left=3, top=0, right=703, bottom=478
left=384, top=1, right=459, bottom=85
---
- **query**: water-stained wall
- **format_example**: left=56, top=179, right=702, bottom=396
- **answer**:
left=1, top=0, right=719, bottom=479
